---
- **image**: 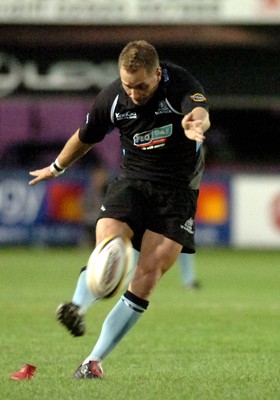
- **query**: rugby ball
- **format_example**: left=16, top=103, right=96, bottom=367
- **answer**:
left=86, top=235, right=134, bottom=298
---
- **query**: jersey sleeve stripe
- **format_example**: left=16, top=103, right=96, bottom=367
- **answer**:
left=165, top=98, right=184, bottom=115
left=110, top=95, right=119, bottom=124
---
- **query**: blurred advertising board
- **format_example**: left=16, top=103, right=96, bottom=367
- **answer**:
left=0, top=170, right=232, bottom=247
left=196, top=174, right=231, bottom=246
left=232, top=174, right=280, bottom=248
left=0, top=170, right=87, bottom=246
left=0, top=0, right=279, bottom=24
left=1, top=171, right=278, bottom=248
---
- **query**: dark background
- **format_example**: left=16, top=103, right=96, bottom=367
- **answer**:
left=0, top=24, right=279, bottom=169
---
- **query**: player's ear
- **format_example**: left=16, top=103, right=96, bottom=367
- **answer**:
left=156, top=67, right=162, bottom=82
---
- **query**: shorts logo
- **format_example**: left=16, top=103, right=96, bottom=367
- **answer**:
left=180, top=218, right=194, bottom=234
left=190, top=93, right=207, bottom=103
left=133, top=124, right=172, bottom=150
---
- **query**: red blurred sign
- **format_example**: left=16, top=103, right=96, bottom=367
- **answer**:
left=196, top=183, right=229, bottom=225
left=195, top=178, right=231, bottom=245
left=258, top=0, right=280, bottom=14
left=262, top=0, right=280, bottom=7
left=47, top=182, right=85, bottom=222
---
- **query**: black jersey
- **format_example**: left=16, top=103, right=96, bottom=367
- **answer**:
left=79, top=62, right=209, bottom=189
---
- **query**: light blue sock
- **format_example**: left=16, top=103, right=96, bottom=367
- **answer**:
left=72, top=268, right=100, bottom=313
left=83, top=292, right=148, bottom=363
left=178, top=253, right=196, bottom=286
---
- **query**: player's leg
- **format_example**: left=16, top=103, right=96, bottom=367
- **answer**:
left=56, top=219, right=134, bottom=336
left=56, top=265, right=100, bottom=337
left=178, top=253, right=199, bottom=289
left=72, top=266, right=99, bottom=311
left=72, top=247, right=139, bottom=309
left=74, top=229, right=182, bottom=378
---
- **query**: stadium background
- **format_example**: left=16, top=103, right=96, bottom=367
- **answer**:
left=0, top=0, right=279, bottom=249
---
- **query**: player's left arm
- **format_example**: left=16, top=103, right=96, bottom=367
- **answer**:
left=182, top=107, right=210, bottom=143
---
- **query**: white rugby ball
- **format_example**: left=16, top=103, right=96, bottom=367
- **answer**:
left=86, top=235, right=134, bottom=298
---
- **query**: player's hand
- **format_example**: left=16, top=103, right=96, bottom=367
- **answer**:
left=29, top=166, right=55, bottom=186
left=182, top=112, right=205, bottom=143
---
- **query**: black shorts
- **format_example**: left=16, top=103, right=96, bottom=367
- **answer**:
left=97, top=178, right=199, bottom=254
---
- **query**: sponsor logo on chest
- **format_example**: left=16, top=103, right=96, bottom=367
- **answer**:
left=133, top=124, right=172, bottom=150
left=115, top=111, right=137, bottom=120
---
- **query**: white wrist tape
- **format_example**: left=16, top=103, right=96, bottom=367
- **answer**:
left=54, top=158, right=65, bottom=170
left=50, top=158, right=66, bottom=177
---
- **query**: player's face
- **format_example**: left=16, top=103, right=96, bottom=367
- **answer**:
left=120, top=66, right=162, bottom=106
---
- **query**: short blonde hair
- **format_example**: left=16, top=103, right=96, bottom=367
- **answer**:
left=118, top=40, right=160, bottom=73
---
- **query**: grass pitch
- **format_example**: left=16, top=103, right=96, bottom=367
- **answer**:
left=0, top=247, right=279, bottom=399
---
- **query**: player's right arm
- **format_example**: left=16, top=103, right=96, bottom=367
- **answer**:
left=28, top=130, right=94, bottom=186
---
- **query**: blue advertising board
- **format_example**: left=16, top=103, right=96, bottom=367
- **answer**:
left=0, top=170, right=231, bottom=246
left=0, top=170, right=87, bottom=246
